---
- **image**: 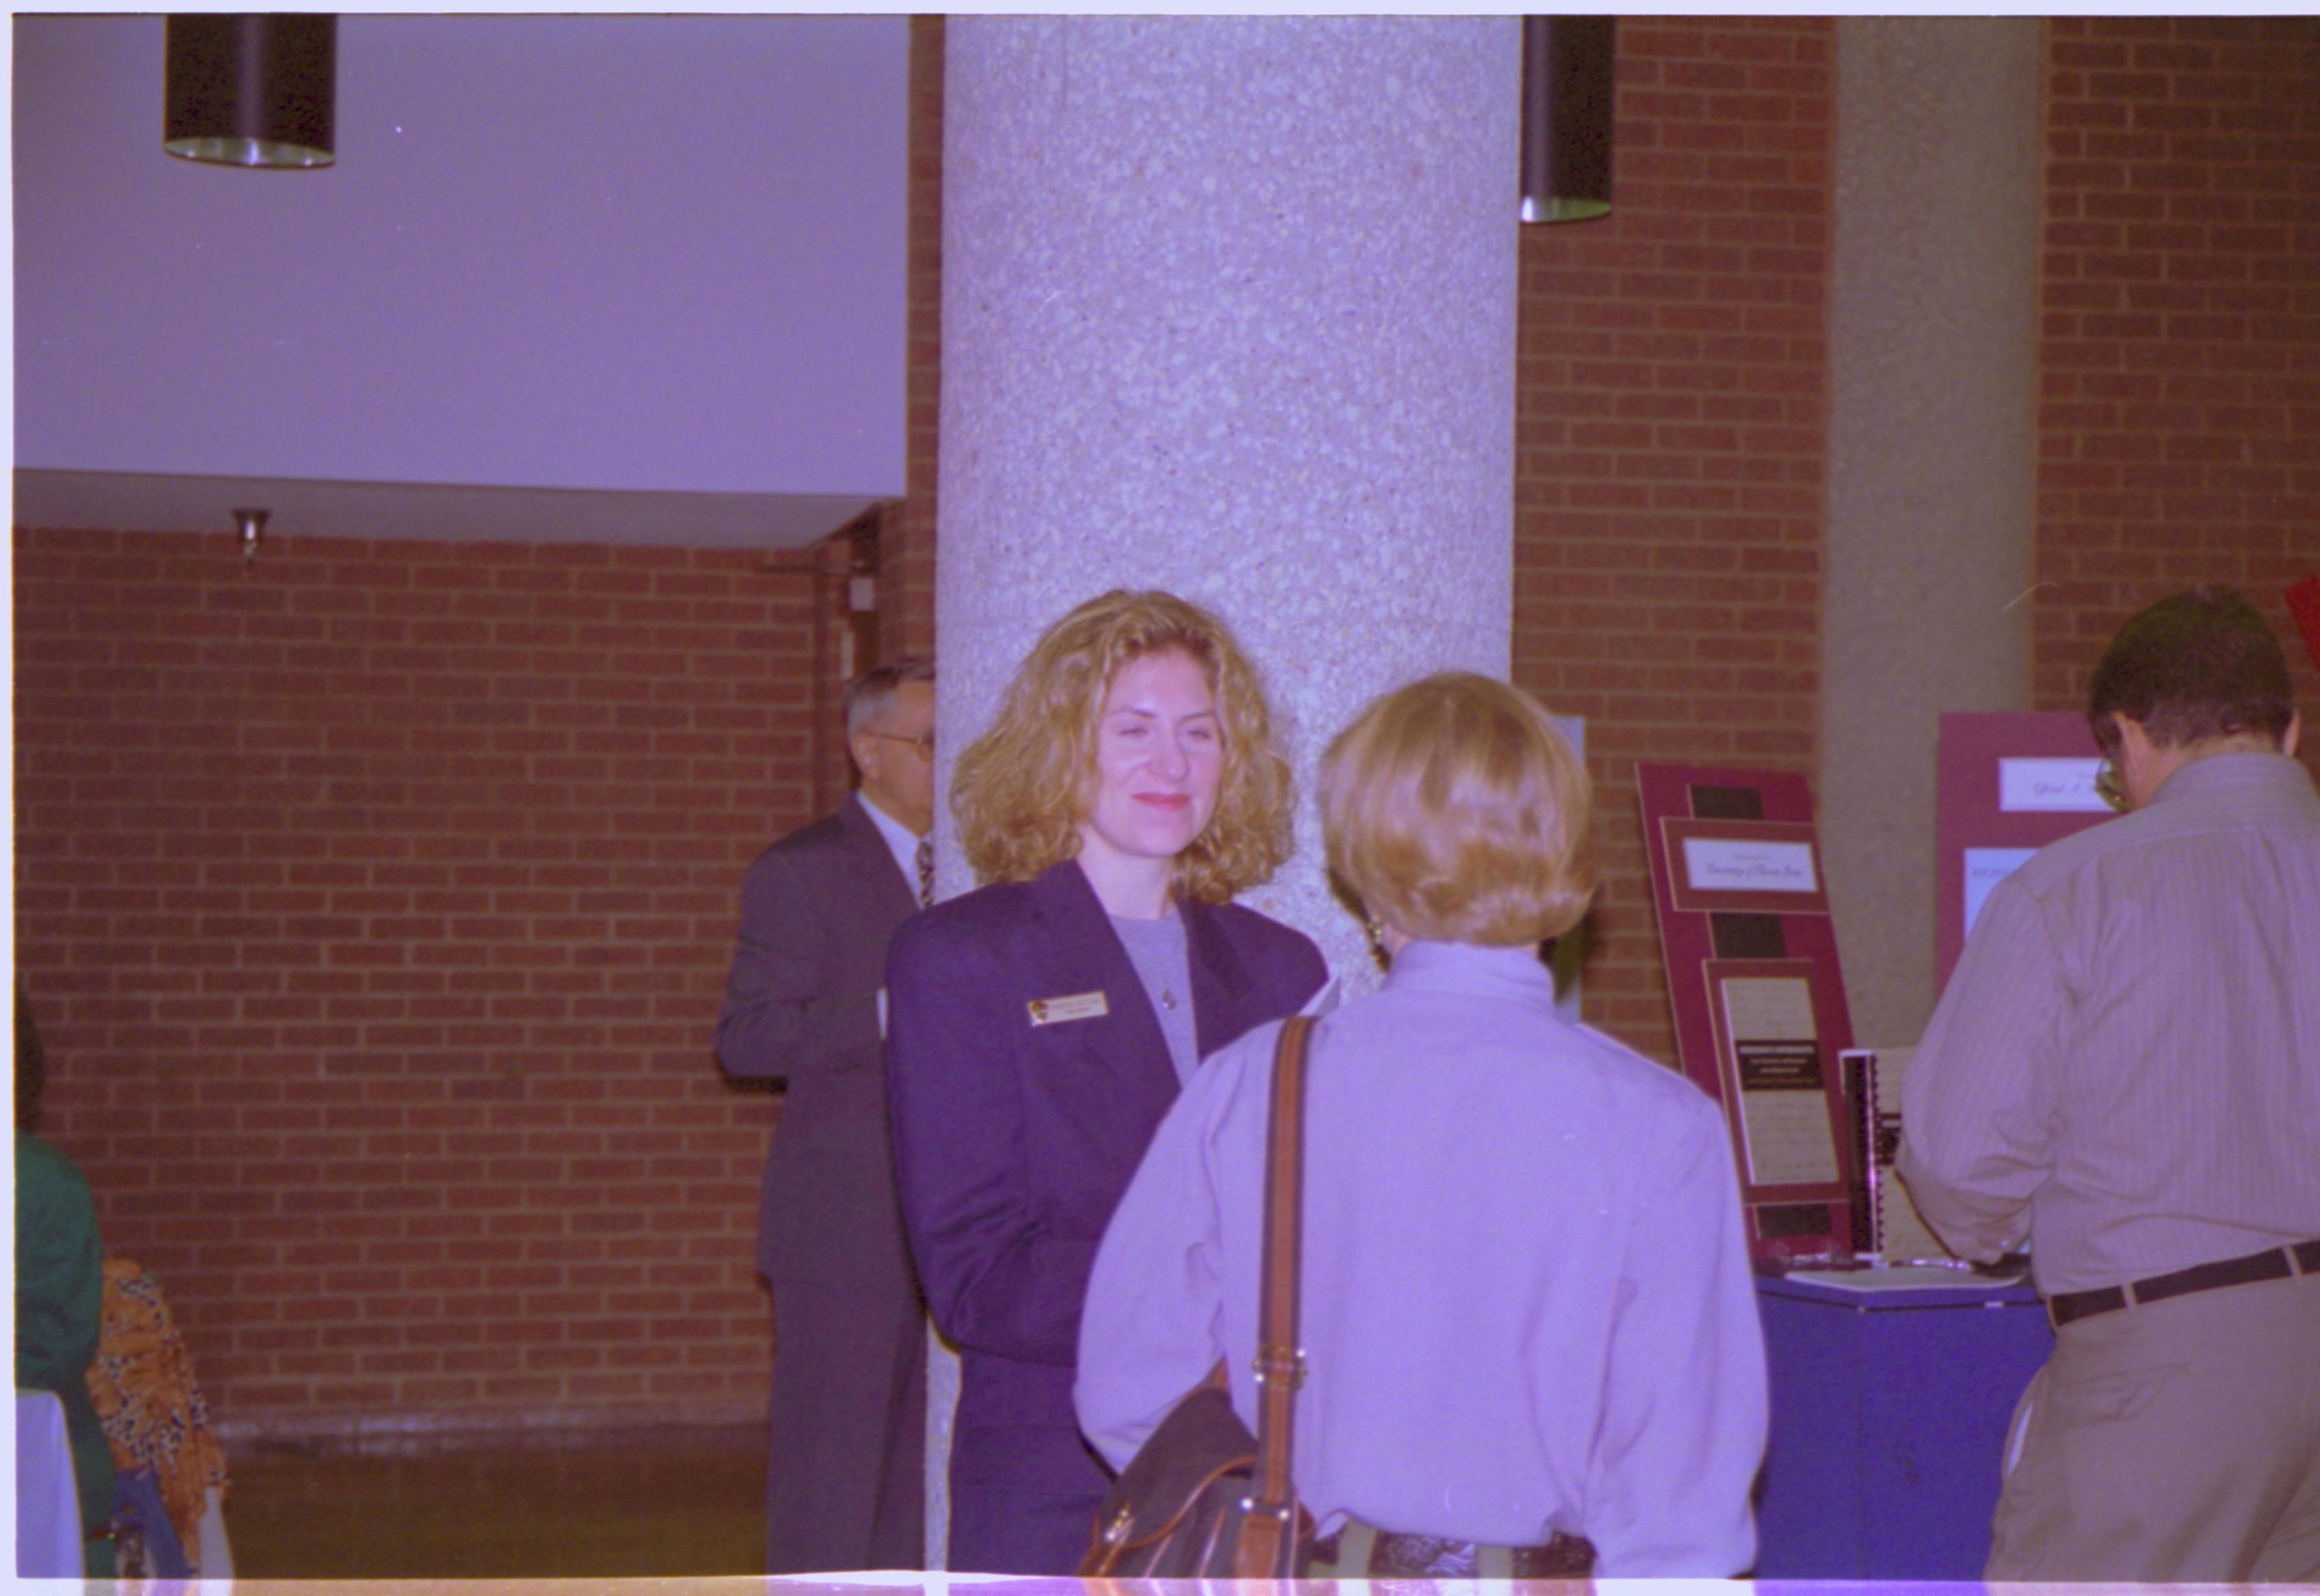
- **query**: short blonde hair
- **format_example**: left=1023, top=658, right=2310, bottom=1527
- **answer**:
left=952, top=590, right=1296, bottom=902
left=1320, top=673, right=1595, bottom=946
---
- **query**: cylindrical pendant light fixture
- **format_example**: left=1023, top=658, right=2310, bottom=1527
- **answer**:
left=1519, top=16, right=1614, bottom=223
left=165, top=15, right=337, bottom=169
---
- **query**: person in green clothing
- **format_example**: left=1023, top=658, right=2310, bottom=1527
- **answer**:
left=15, top=986, right=116, bottom=1577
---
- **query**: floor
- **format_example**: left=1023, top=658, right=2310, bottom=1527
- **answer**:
left=165, top=1429, right=2047, bottom=1596
left=221, top=1423, right=767, bottom=1580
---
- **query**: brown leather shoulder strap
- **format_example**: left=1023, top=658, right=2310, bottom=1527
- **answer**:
left=1250, top=1013, right=1313, bottom=1516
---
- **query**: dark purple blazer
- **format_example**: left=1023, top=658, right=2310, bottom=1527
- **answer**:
left=884, top=858, right=1326, bottom=1568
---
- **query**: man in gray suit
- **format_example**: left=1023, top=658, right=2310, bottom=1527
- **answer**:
left=717, top=658, right=934, bottom=1573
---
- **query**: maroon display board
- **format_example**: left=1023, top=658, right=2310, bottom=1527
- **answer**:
left=1933, top=713, right=2116, bottom=991
left=2288, top=577, right=2320, bottom=674
left=1639, top=764, right=1856, bottom=1261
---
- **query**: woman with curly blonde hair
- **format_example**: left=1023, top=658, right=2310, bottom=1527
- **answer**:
left=885, top=589, right=1326, bottom=1574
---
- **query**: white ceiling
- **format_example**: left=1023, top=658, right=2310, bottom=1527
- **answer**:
left=12, top=15, right=909, bottom=549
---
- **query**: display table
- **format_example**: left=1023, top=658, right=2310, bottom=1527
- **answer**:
left=1754, top=1266, right=2052, bottom=1579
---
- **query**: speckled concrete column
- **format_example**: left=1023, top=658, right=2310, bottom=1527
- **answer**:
left=923, top=16, right=1519, bottom=1565
left=1822, top=19, right=2040, bottom=1050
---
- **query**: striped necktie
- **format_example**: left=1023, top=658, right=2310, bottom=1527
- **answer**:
left=915, top=836, right=934, bottom=908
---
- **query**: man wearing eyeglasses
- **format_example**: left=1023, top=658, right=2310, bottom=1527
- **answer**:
left=716, top=657, right=936, bottom=1573
left=1898, top=588, right=2319, bottom=1582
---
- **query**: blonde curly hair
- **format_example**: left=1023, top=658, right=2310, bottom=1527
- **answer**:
left=952, top=590, right=1296, bottom=902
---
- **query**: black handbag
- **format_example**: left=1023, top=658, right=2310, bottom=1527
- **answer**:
left=1078, top=1015, right=1315, bottom=1578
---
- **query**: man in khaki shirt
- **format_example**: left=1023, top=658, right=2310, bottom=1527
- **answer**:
left=1900, top=588, right=2320, bottom=1583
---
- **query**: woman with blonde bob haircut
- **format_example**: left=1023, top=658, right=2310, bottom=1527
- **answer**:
left=1081, top=672, right=1769, bottom=1579
left=885, top=590, right=1326, bottom=1574
left=1320, top=670, right=1595, bottom=948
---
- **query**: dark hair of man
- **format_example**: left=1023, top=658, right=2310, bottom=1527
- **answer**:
left=2087, top=586, right=2295, bottom=756
left=17, top=983, right=47, bottom=1133
left=843, top=657, right=936, bottom=741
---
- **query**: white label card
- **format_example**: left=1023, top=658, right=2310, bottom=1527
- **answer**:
left=1963, top=848, right=2038, bottom=935
left=1722, top=977, right=1818, bottom=1043
left=1998, top=757, right=2107, bottom=812
left=1027, top=991, right=1109, bottom=1027
left=1736, top=1091, right=1842, bottom=1187
left=1720, top=976, right=1839, bottom=1186
left=1680, top=837, right=1818, bottom=895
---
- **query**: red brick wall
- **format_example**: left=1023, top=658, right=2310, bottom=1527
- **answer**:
left=12, top=527, right=845, bottom=1435
left=882, top=14, right=944, bottom=664
left=1514, top=17, right=1835, bottom=1061
left=2034, top=16, right=2320, bottom=784
left=28, top=18, right=2314, bottom=1442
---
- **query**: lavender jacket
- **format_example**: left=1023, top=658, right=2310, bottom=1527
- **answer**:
left=885, top=858, right=1325, bottom=1570
left=1080, top=940, right=1767, bottom=1576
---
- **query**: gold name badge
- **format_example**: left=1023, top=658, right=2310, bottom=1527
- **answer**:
left=1028, top=990, right=1109, bottom=1027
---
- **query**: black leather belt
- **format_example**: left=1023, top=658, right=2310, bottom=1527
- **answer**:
left=2046, top=1239, right=2320, bottom=1329
left=1307, top=1525, right=1597, bottom=1578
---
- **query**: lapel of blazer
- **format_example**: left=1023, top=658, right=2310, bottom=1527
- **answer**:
left=836, top=793, right=919, bottom=927
left=1026, top=858, right=1176, bottom=1097
left=1182, top=894, right=1258, bottom=1060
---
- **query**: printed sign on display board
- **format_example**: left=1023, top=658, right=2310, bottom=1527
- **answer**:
left=1638, top=764, right=1856, bottom=1262
left=1934, top=712, right=2118, bottom=991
